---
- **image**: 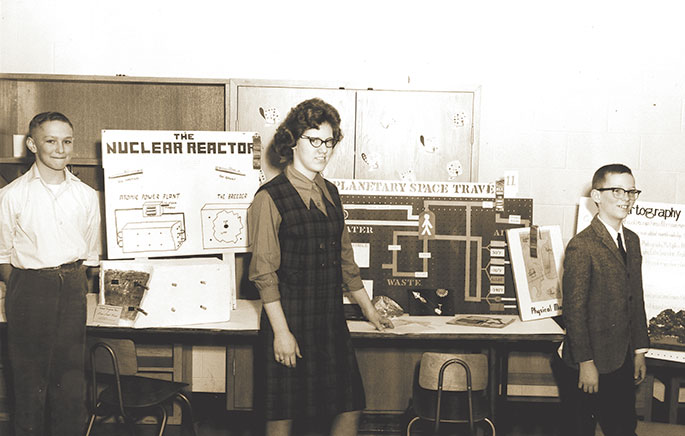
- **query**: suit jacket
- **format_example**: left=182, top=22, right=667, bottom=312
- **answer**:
left=561, top=215, right=650, bottom=374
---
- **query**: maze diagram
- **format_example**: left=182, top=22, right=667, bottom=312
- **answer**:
left=341, top=194, right=532, bottom=315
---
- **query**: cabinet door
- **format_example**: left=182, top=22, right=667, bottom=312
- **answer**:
left=226, top=344, right=253, bottom=410
left=355, top=90, right=476, bottom=182
left=233, top=85, right=356, bottom=182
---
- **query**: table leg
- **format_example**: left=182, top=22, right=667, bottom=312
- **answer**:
left=488, top=345, right=498, bottom=423
left=500, top=346, right=510, bottom=401
left=494, top=345, right=510, bottom=432
left=667, top=376, right=681, bottom=424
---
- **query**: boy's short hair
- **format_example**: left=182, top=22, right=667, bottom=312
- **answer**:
left=591, top=164, right=633, bottom=189
left=28, top=112, right=73, bottom=138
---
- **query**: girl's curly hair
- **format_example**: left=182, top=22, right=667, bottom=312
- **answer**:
left=267, top=98, right=343, bottom=169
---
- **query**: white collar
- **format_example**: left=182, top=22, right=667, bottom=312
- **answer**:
left=597, top=214, right=624, bottom=246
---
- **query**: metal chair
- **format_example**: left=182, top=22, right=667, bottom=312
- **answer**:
left=406, top=352, right=496, bottom=436
left=85, top=338, right=197, bottom=436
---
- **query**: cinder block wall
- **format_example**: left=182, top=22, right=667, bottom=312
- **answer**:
left=3, top=2, right=683, bottom=244
left=480, top=90, right=685, bottom=243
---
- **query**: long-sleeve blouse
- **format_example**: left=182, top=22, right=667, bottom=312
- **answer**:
left=247, top=166, right=364, bottom=303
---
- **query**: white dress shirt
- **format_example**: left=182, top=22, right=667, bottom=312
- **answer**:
left=0, top=164, right=101, bottom=269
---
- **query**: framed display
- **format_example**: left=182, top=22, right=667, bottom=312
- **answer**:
left=507, top=226, right=564, bottom=321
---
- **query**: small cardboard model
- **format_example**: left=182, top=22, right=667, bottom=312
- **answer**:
left=99, top=257, right=233, bottom=327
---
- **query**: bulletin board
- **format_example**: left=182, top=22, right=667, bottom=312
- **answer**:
left=333, top=179, right=533, bottom=316
left=101, top=130, right=262, bottom=259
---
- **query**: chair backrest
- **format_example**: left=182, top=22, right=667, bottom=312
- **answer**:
left=418, top=352, right=488, bottom=391
left=87, top=337, right=138, bottom=376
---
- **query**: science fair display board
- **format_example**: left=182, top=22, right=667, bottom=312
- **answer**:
left=506, top=225, right=564, bottom=321
left=101, top=130, right=262, bottom=259
left=332, top=179, right=532, bottom=317
left=95, top=130, right=262, bottom=327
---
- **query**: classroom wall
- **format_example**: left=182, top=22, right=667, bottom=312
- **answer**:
left=2, top=0, right=685, bottom=242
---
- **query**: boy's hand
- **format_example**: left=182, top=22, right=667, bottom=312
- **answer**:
left=578, top=360, right=599, bottom=393
left=634, top=353, right=647, bottom=385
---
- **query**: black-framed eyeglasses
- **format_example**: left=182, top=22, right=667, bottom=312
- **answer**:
left=300, top=135, right=338, bottom=149
left=596, top=187, right=642, bottom=200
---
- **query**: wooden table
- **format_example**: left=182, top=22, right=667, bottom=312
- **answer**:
left=646, top=356, right=685, bottom=424
left=86, top=298, right=564, bottom=425
left=2, top=298, right=565, bottom=428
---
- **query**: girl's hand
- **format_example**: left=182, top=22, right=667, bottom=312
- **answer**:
left=364, top=307, right=394, bottom=331
left=347, top=288, right=394, bottom=331
left=273, top=331, right=302, bottom=368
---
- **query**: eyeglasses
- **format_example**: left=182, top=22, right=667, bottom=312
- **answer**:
left=300, top=135, right=338, bottom=149
left=596, top=187, right=642, bottom=200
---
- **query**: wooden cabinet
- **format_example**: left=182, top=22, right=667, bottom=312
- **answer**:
left=0, top=74, right=229, bottom=165
left=1, top=74, right=480, bottom=183
left=135, top=343, right=190, bottom=425
left=229, top=79, right=480, bottom=183
left=222, top=339, right=489, bottom=413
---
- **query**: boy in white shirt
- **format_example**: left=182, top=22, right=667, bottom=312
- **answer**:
left=0, top=112, right=100, bottom=436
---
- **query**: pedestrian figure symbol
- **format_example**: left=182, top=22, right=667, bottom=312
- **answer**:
left=419, top=208, right=435, bottom=240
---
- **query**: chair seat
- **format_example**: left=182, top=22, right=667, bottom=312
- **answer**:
left=99, top=375, right=189, bottom=409
left=412, top=384, right=491, bottom=423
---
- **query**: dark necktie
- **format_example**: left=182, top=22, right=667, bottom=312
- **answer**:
left=617, top=234, right=627, bottom=263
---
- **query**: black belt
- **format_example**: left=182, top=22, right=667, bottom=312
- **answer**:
left=29, top=260, right=84, bottom=272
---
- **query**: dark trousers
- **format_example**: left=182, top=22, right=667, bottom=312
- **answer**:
left=553, top=353, right=637, bottom=436
left=5, top=263, right=87, bottom=436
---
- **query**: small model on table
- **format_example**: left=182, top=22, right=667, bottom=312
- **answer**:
left=0, top=112, right=101, bottom=436
left=248, top=98, right=393, bottom=436
left=556, top=163, right=649, bottom=436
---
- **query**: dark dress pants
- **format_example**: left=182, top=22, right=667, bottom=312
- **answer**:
left=553, top=352, right=637, bottom=436
left=6, top=263, right=87, bottom=436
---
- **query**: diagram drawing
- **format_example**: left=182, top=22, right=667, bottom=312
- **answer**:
left=506, top=225, right=563, bottom=320
left=201, top=203, right=249, bottom=250
left=341, top=194, right=532, bottom=315
left=518, top=229, right=561, bottom=303
left=115, top=202, right=187, bottom=254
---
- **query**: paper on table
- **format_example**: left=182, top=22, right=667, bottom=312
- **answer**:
left=448, top=315, right=515, bottom=329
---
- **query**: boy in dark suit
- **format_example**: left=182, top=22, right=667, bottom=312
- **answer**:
left=557, top=163, right=650, bottom=436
